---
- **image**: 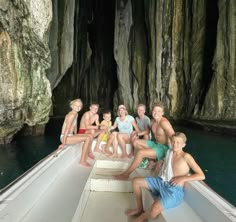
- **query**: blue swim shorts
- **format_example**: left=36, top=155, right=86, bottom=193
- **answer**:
left=145, top=176, right=184, bottom=210
left=146, top=140, right=170, bottom=160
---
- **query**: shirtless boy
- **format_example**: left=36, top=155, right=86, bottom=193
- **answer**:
left=125, top=132, right=205, bottom=222
left=78, top=103, right=101, bottom=136
left=115, top=102, right=175, bottom=179
left=78, top=103, right=105, bottom=159
left=58, top=99, right=93, bottom=167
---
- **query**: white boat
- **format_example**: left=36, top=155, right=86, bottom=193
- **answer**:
left=0, top=142, right=235, bottom=222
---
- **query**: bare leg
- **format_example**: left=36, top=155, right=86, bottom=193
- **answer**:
left=125, top=177, right=147, bottom=216
left=126, top=177, right=162, bottom=222
left=108, top=133, right=119, bottom=157
left=62, top=134, right=92, bottom=166
left=117, top=134, right=127, bottom=158
left=86, top=134, right=95, bottom=160
left=117, top=133, right=130, bottom=158
left=115, top=149, right=156, bottom=180
left=133, top=139, right=149, bottom=150
left=127, top=145, right=134, bottom=158
left=94, top=133, right=103, bottom=153
left=79, top=135, right=92, bottom=167
left=132, top=200, right=163, bottom=222
left=104, top=134, right=114, bottom=155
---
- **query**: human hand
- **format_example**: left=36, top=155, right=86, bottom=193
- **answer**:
left=170, top=176, right=185, bottom=186
left=58, top=144, right=64, bottom=150
left=153, top=160, right=163, bottom=173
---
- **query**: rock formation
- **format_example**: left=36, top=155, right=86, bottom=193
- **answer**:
left=1, top=0, right=236, bottom=143
left=0, top=0, right=52, bottom=143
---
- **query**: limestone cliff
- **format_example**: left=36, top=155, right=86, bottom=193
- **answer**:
left=200, top=0, right=236, bottom=120
left=0, top=0, right=52, bottom=143
left=1, top=0, right=236, bottom=143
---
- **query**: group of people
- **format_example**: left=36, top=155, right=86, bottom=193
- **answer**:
left=58, top=98, right=205, bottom=222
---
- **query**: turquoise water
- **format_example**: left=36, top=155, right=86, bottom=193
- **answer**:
left=0, top=119, right=235, bottom=206
left=175, top=125, right=236, bottom=206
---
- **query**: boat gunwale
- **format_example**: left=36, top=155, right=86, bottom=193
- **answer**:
left=0, top=146, right=67, bottom=196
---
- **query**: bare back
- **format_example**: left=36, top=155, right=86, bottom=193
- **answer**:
left=61, top=111, right=78, bottom=135
left=151, top=117, right=174, bottom=145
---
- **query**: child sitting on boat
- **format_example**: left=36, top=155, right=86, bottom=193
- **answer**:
left=58, top=99, right=93, bottom=167
left=102, top=104, right=140, bottom=158
left=125, top=132, right=205, bottom=222
left=93, top=111, right=112, bottom=153
left=130, top=104, right=151, bottom=142
left=115, top=102, right=175, bottom=179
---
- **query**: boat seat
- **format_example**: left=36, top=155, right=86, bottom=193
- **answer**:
left=142, top=188, right=204, bottom=222
left=91, top=140, right=132, bottom=155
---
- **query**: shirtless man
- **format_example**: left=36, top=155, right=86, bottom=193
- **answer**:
left=58, top=99, right=93, bottom=167
left=125, top=132, right=205, bottom=222
left=78, top=103, right=105, bottom=158
left=115, top=102, right=175, bottom=180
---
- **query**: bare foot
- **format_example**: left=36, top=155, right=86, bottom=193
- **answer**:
left=125, top=208, right=143, bottom=216
left=127, top=152, right=133, bottom=158
left=57, top=144, right=64, bottom=150
left=109, top=153, right=118, bottom=158
left=115, top=173, right=129, bottom=180
left=88, top=152, right=95, bottom=160
left=79, top=161, right=91, bottom=167
left=94, top=148, right=102, bottom=153
left=104, top=148, right=113, bottom=156
left=120, top=154, right=127, bottom=159
left=132, top=216, right=146, bottom=222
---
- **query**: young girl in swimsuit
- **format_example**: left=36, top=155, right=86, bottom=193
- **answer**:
left=58, top=99, right=93, bottom=167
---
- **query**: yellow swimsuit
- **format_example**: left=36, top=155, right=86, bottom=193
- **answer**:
left=101, top=120, right=112, bottom=142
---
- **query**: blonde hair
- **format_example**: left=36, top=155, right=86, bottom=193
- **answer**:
left=137, top=104, right=146, bottom=110
left=90, top=103, right=99, bottom=108
left=70, top=99, right=83, bottom=108
left=117, top=104, right=128, bottom=116
left=151, top=101, right=165, bottom=112
left=172, top=132, right=187, bottom=143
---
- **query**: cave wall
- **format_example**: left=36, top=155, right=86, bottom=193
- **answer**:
left=52, top=0, right=117, bottom=115
left=200, top=0, right=236, bottom=120
left=0, top=0, right=52, bottom=143
left=46, top=0, right=75, bottom=90
left=1, top=0, right=236, bottom=143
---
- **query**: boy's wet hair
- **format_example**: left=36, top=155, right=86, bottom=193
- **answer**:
left=151, top=101, right=165, bottom=112
left=70, top=99, right=83, bottom=108
left=172, top=132, right=187, bottom=143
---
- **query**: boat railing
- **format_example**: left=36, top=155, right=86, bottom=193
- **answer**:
left=0, top=146, right=65, bottom=197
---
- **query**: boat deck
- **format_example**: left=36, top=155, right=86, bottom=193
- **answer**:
left=18, top=153, right=201, bottom=222
left=0, top=144, right=235, bottom=222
